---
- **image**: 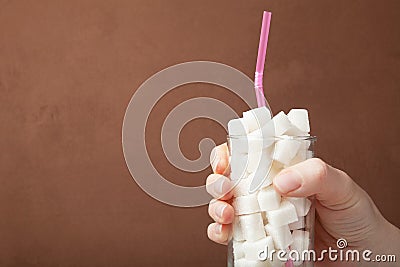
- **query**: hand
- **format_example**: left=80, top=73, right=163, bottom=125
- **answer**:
left=206, top=143, right=400, bottom=266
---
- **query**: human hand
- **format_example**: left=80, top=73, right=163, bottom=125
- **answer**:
left=206, top=143, right=399, bottom=266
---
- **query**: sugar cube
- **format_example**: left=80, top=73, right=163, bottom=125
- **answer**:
left=233, top=216, right=245, bottom=241
left=284, top=124, right=306, bottom=136
left=248, top=123, right=275, bottom=147
left=247, top=155, right=276, bottom=194
left=257, top=186, right=281, bottom=212
left=286, top=148, right=307, bottom=167
left=272, top=139, right=301, bottom=165
left=291, top=230, right=310, bottom=251
left=247, top=150, right=272, bottom=175
left=258, top=161, right=283, bottom=190
left=266, top=200, right=298, bottom=226
left=233, top=240, right=245, bottom=259
left=287, top=109, right=310, bottom=133
left=264, top=224, right=293, bottom=250
left=232, top=178, right=251, bottom=197
left=228, top=118, right=249, bottom=136
left=234, top=258, right=246, bottom=267
left=230, top=153, right=249, bottom=181
left=242, top=107, right=272, bottom=132
left=285, top=197, right=312, bottom=217
left=230, top=137, right=264, bottom=154
left=272, top=111, right=293, bottom=136
left=243, top=236, right=274, bottom=261
left=239, top=213, right=266, bottom=241
left=233, top=194, right=260, bottom=215
left=289, top=216, right=305, bottom=230
left=270, top=258, right=286, bottom=267
left=291, top=230, right=310, bottom=266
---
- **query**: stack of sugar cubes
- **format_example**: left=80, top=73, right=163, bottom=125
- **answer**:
left=228, top=107, right=313, bottom=267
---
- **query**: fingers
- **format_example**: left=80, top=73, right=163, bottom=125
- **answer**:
left=206, top=174, right=234, bottom=200
left=207, top=143, right=233, bottom=245
left=207, top=222, right=232, bottom=245
left=210, top=143, right=230, bottom=175
left=208, top=199, right=234, bottom=224
left=273, top=158, right=357, bottom=208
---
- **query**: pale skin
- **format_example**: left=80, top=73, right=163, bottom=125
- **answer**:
left=206, top=143, right=400, bottom=266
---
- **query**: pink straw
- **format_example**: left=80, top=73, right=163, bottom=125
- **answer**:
left=254, top=11, right=272, bottom=108
left=255, top=13, right=295, bottom=267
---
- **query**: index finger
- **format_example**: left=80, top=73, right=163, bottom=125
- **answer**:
left=210, top=143, right=230, bottom=175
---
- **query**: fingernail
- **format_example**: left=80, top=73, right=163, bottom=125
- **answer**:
left=274, top=170, right=302, bottom=193
left=210, top=149, right=220, bottom=171
left=215, top=204, right=226, bottom=219
left=214, top=177, right=225, bottom=196
left=214, top=224, right=222, bottom=234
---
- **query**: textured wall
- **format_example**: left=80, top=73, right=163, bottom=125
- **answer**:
left=0, top=0, right=399, bottom=266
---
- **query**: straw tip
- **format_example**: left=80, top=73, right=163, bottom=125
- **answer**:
left=263, top=11, right=272, bottom=16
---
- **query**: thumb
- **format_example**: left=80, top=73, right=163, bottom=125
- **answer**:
left=273, top=158, right=357, bottom=208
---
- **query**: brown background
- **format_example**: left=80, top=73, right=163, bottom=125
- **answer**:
left=1, top=0, right=399, bottom=266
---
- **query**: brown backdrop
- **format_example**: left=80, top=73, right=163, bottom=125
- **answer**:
left=1, top=0, right=399, bottom=266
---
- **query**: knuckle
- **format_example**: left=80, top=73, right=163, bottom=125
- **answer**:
left=205, top=174, right=220, bottom=194
left=206, top=173, right=217, bottom=184
left=310, top=158, right=328, bottom=183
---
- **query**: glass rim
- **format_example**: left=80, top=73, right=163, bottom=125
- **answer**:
left=227, top=135, right=317, bottom=141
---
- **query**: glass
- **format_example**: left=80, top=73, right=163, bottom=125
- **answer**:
left=227, top=135, right=317, bottom=267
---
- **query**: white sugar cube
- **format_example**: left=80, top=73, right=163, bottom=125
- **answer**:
left=248, top=122, right=275, bottom=147
left=243, top=107, right=272, bottom=132
left=257, top=186, right=281, bottom=212
left=291, top=230, right=310, bottom=251
left=291, top=230, right=310, bottom=266
left=233, top=240, right=245, bottom=259
left=286, top=148, right=307, bottom=167
left=233, top=216, right=245, bottom=241
left=247, top=150, right=272, bottom=175
left=285, top=197, right=312, bottom=217
left=272, top=111, right=293, bottom=136
left=265, top=224, right=293, bottom=250
left=284, top=124, right=306, bottom=136
left=266, top=200, right=298, bottom=227
left=287, top=109, right=310, bottom=133
left=230, top=153, right=249, bottom=181
left=270, top=258, right=286, bottom=267
left=234, top=258, right=246, bottom=267
left=272, top=139, right=301, bottom=165
left=230, top=137, right=264, bottom=154
left=239, top=213, right=266, bottom=241
left=243, top=236, right=274, bottom=261
left=246, top=150, right=264, bottom=173
left=228, top=118, right=249, bottom=136
left=247, top=168, right=273, bottom=191
left=233, top=194, right=260, bottom=215
left=289, top=216, right=305, bottom=230
left=232, top=178, right=251, bottom=197
left=246, top=155, right=276, bottom=193
left=259, top=161, right=283, bottom=190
